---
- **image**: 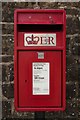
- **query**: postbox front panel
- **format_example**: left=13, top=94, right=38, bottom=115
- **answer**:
left=18, top=31, right=63, bottom=47
left=18, top=51, right=62, bottom=107
left=14, top=9, right=66, bottom=111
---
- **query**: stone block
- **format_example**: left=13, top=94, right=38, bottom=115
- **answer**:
left=2, top=24, right=14, bottom=35
left=2, top=36, right=14, bottom=55
left=2, top=83, right=14, bottom=99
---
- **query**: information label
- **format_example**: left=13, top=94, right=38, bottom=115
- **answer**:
left=32, top=62, right=50, bottom=95
left=24, top=33, right=56, bottom=46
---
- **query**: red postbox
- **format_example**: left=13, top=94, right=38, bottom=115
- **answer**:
left=14, top=9, right=66, bottom=111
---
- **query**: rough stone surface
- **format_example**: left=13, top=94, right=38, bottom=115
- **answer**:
left=2, top=24, right=14, bottom=35
left=66, top=16, right=80, bottom=34
left=2, top=83, right=14, bottom=99
left=2, top=100, right=11, bottom=118
left=2, top=63, right=14, bottom=82
left=2, top=36, right=14, bottom=55
left=1, top=2, right=80, bottom=120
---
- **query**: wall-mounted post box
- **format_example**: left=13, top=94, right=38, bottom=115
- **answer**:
left=14, top=9, right=66, bottom=111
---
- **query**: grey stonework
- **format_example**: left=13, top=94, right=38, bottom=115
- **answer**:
left=1, top=2, right=80, bottom=120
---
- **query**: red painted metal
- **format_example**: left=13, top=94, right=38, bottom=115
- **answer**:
left=14, top=9, right=66, bottom=111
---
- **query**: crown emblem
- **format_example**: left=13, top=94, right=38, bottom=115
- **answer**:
left=26, top=34, right=39, bottom=44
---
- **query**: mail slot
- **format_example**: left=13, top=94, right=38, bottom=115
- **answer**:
left=14, top=9, right=66, bottom=111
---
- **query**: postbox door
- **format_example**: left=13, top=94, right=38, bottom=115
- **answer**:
left=18, top=51, right=62, bottom=108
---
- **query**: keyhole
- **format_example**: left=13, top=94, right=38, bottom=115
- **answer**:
left=25, top=80, right=27, bottom=83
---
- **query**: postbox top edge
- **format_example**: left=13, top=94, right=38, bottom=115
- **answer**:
left=14, top=9, right=66, bottom=14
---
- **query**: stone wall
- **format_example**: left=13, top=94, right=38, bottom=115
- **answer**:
left=1, top=2, right=80, bottom=120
